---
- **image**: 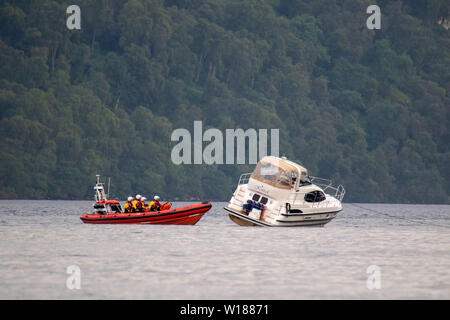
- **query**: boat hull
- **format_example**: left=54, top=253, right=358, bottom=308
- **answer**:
left=225, top=207, right=339, bottom=227
left=81, top=202, right=211, bottom=225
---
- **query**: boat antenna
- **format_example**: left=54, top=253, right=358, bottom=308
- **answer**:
left=107, top=177, right=111, bottom=199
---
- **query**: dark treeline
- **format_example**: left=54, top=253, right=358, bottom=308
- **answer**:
left=0, top=0, right=448, bottom=203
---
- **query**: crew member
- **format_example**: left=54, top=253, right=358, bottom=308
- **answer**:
left=132, top=194, right=142, bottom=212
left=140, top=197, right=148, bottom=210
left=136, top=195, right=145, bottom=212
left=149, top=195, right=162, bottom=211
left=124, top=196, right=134, bottom=213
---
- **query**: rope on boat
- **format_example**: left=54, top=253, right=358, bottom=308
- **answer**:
left=347, top=203, right=450, bottom=229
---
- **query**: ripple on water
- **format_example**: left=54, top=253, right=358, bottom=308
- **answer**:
left=0, top=200, right=449, bottom=299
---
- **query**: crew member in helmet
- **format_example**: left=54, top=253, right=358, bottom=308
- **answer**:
left=136, top=195, right=146, bottom=212
left=140, top=197, right=147, bottom=210
left=132, top=194, right=142, bottom=212
left=124, top=196, right=135, bottom=213
left=149, top=195, right=162, bottom=212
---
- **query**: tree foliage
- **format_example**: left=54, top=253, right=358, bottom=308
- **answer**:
left=0, top=0, right=448, bottom=203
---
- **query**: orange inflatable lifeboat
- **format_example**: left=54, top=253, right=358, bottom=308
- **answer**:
left=80, top=175, right=211, bottom=225
left=80, top=201, right=211, bottom=225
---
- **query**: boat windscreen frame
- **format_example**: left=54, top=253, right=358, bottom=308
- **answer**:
left=107, top=203, right=123, bottom=213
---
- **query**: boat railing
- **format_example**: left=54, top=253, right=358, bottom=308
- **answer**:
left=310, top=176, right=346, bottom=202
left=236, top=173, right=345, bottom=201
left=238, top=173, right=252, bottom=185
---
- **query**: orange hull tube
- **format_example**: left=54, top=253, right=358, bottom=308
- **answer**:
left=80, top=202, right=211, bottom=225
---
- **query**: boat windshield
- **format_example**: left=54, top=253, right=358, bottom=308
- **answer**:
left=108, top=203, right=122, bottom=213
left=251, top=160, right=298, bottom=189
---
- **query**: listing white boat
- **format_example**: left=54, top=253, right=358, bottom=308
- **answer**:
left=225, top=156, right=345, bottom=227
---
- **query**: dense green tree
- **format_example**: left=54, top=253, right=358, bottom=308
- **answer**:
left=0, top=0, right=448, bottom=203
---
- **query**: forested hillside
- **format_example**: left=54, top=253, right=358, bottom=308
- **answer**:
left=0, top=0, right=449, bottom=203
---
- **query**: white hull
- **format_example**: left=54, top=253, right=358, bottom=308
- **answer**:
left=225, top=207, right=340, bottom=227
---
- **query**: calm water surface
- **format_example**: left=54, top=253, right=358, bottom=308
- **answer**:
left=0, top=200, right=449, bottom=299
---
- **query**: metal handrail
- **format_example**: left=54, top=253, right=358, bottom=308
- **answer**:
left=236, top=173, right=345, bottom=203
left=310, top=176, right=345, bottom=201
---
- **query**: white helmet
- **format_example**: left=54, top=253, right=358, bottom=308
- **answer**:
left=127, top=196, right=133, bottom=201
left=136, top=194, right=142, bottom=200
left=141, top=197, right=147, bottom=202
left=154, top=195, right=160, bottom=201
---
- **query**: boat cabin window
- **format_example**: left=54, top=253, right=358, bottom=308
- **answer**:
left=258, top=162, right=280, bottom=183
left=260, top=197, right=268, bottom=204
left=251, top=160, right=298, bottom=189
left=304, top=191, right=326, bottom=202
left=252, top=194, right=260, bottom=201
left=278, top=171, right=291, bottom=187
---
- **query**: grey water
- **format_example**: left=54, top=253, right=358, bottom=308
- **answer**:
left=0, top=200, right=449, bottom=299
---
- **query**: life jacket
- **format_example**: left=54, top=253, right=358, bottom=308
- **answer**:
left=135, top=200, right=144, bottom=212
left=132, top=199, right=142, bottom=210
left=124, top=201, right=134, bottom=213
left=150, top=200, right=161, bottom=211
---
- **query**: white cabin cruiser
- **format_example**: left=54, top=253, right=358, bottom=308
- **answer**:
left=225, top=156, right=345, bottom=227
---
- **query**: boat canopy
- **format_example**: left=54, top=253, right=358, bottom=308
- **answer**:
left=251, top=156, right=308, bottom=189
